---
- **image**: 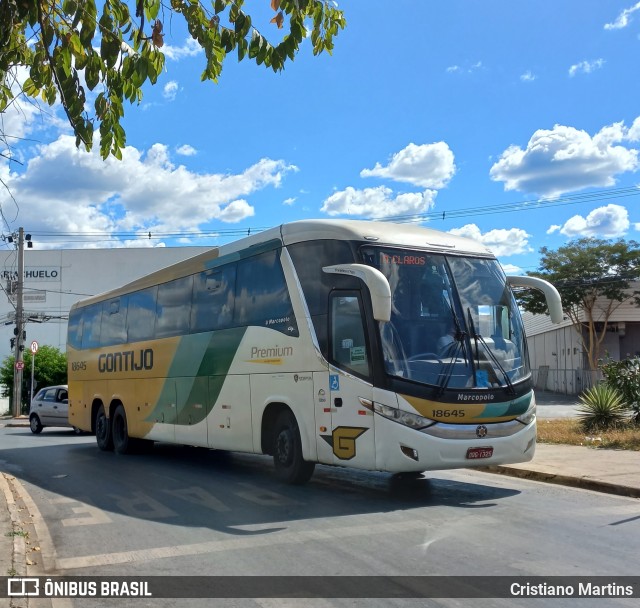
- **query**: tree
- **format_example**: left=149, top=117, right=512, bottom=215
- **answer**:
left=518, top=238, right=640, bottom=372
left=0, top=0, right=345, bottom=159
left=0, top=345, right=67, bottom=412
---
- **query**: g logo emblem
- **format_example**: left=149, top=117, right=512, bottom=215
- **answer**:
left=321, top=426, right=368, bottom=460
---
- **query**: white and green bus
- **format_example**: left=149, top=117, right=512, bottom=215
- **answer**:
left=67, top=220, right=561, bottom=484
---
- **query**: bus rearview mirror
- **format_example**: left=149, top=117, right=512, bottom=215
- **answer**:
left=322, top=264, right=392, bottom=322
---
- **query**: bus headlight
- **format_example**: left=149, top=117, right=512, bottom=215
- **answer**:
left=516, top=403, right=536, bottom=425
left=366, top=400, right=435, bottom=430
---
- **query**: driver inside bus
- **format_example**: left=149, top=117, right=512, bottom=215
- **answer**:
left=437, top=320, right=458, bottom=357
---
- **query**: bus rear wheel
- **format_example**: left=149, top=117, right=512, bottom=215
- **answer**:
left=112, top=404, right=134, bottom=455
left=95, top=404, right=113, bottom=451
left=273, top=410, right=315, bottom=485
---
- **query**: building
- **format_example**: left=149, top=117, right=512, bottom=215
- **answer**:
left=0, top=247, right=209, bottom=362
left=523, top=282, right=640, bottom=395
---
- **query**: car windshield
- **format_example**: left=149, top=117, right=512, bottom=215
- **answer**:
left=361, top=247, right=529, bottom=390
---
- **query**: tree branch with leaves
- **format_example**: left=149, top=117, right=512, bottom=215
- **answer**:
left=518, top=237, right=640, bottom=371
left=0, top=0, right=346, bottom=160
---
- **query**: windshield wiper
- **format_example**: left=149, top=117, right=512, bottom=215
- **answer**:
left=436, top=306, right=469, bottom=396
left=467, top=308, right=515, bottom=395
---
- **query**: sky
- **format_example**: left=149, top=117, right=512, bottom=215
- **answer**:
left=1, top=0, right=640, bottom=275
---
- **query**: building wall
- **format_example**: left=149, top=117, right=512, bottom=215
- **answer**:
left=523, top=290, right=640, bottom=394
left=0, top=247, right=209, bottom=360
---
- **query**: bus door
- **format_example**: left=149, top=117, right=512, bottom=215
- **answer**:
left=323, top=292, right=376, bottom=469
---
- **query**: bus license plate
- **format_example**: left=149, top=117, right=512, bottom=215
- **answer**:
left=466, top=446, right=494, bottom=460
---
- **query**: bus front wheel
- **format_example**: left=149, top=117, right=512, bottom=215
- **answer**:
left=273, top=410, right=315, bottom=485
left=95, top=404, right=113, bottom=451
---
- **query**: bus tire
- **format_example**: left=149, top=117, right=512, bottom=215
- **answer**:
left=95, top=404, right=113, bottom=451
left=273, top=410, right=315, bottom=485
left=112, top=404, right=133, bottom=455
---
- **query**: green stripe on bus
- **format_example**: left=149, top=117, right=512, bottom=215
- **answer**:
left=145, top=327, right=247, bottom=426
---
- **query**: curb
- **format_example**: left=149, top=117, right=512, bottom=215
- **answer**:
left=0, top=472, right=27, bottom=578
left=477, top=465, right=640, bottom=499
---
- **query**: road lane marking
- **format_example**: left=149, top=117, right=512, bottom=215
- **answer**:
left=55, top=519, right=428, bottom=571
left=108, top=491, right=178, bottom=519
left=162, top=486, right=231, bottom=512
left=51, top=496, right=112, bottom=527
left=233, top=483, right=303, bottom=507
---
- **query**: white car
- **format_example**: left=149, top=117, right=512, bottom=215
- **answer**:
left=29, top=385, right=73, bottom=434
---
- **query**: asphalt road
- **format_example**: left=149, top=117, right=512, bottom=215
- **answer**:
left=1, top=426, right=638, bottom=608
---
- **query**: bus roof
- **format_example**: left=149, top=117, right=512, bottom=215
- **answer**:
left=71, top=219, right=493, bottom=309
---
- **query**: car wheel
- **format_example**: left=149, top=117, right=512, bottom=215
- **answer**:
left=95, top=404, right=113, bottom=451
left=272, top=410, right=315, bottom=485
left=29, top=415, right=43, bottom=434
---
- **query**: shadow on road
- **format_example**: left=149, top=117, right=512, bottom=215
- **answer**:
left=1, top=428, right=520, bottom=535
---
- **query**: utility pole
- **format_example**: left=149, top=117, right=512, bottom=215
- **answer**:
left=12, top=228, right=25, bottom=417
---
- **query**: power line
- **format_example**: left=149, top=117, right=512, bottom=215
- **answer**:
left=8, top=184, right=639, bottom=246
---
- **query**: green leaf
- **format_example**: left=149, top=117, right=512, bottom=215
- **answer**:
left=248, top=31, right=260, bottom=59
left=62, top=0, right=78, bottom=15
left=237, top=38, right=248, bottom=61
left=85, top=55, right=100, bottom=90
left=68, top=33, right=83, bottom=56
left=22, top=78, right=39, bottom=97
left=101, top=36, right=121, bottom=69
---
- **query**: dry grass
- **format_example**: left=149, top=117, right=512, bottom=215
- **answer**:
left=537, top=418, right=640, bottom=451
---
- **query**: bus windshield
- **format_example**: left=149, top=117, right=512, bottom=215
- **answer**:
left=361, top=247, right=528, bottom=390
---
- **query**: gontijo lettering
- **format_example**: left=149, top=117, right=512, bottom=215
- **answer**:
left=98, top=349, right=153, bottom=373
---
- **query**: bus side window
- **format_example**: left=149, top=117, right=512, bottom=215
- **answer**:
left=67, top=308, right=83, bottom=349
left=234, top=250, right=297, bottom=335
left=330, top=294, right=370, bottom=379
left=127, top=286, right=158, bottom=343
left=191, top=265, right=236, bottom=333
left=80, top=303, right=102, bottom=349
left=156, top=276, right=194, bottom=339
left=100, top=297, right=128, bottom=346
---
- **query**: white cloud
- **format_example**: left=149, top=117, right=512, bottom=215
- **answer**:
left=163, top=81, right=179, bottom=101
left=162, top=38, right=202, bottom=61
left=604, top=2, right=640, bottom=30
left=446, top=61, right=483, bottom=74
left=489, top=121, right=639, bottom=197
left=218, top=199, right=255, bottom=223
left=557, top=204, right=631, bottom=238
left=448, top=224, right=532, bottom=257
left=283, top=197, right=296, bottom=205
left=0, top=67, right=66, bottom=154
left=568, top=59, right=605, bottom=77
left=501, top=264, right=523, bottom=275
left=547, top=225, right=561, bottom=234
left=321, top=186, right=436, bottom=218
left=360, top=142, right=456, bottom=189
left=176, top=144, right=197, bottom=156
left=0, top=135, right=296, bottom=247
left=520, top=71, right=536, bottom=82
left=628, top=117, right=640, bottom=141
